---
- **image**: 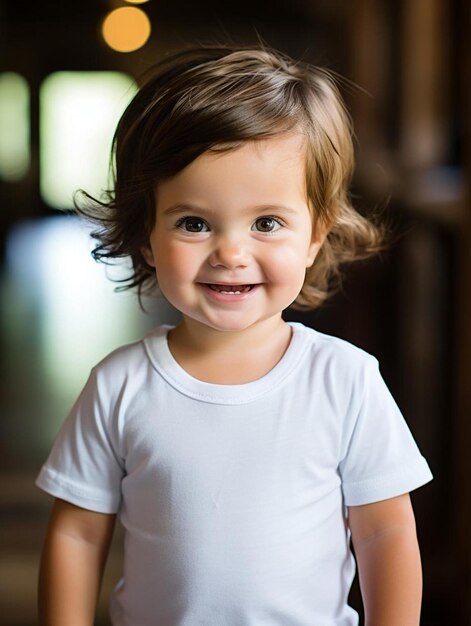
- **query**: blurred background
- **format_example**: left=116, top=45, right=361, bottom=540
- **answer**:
left=0, top=0, right=469, bottom=624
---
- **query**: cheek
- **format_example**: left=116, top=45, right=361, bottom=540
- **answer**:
left=155, top=241, right=199, bottom=284
left=263, top=243, right=311, bottom=280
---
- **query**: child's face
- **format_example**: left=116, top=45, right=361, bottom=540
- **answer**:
left=143, top=133, right=325, bottom=334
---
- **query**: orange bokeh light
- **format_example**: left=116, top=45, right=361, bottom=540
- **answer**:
left=101, top=7, right=151, bottom=53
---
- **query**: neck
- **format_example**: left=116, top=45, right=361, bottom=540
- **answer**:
left=169, top=315, right=289, bottom=357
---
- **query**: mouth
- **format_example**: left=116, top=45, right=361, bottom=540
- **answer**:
left=204, top=284, right=256, bottom=294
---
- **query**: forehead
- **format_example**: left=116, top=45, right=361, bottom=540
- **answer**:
left=155, top=133, right=309, bottom=210
left=207, top=133, right=306, bottom=169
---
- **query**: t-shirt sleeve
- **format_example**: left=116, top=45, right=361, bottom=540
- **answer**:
left=35, top=366, right=124, bottom=514
left=339, top=355, right=433, bottom=506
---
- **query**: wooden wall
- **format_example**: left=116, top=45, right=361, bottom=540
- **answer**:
left=346, top=0, right=469, bottom=621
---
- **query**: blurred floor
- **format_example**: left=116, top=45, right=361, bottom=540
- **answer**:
left=0, top=215, right=180, bottom=625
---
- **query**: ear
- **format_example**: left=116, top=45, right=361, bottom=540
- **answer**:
left=141, top=244, right=156, bottom=268
left=305, top=221, right=329, bottom=268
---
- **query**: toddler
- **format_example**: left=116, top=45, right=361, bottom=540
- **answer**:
left=37, top=44, right=433, bottom=626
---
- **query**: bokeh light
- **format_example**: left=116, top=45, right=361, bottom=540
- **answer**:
left=4, top=216, right=179, bottom=421
left=101, top=7, right=151, bottom=53
left=0, top=73, right=30, bottom=181
left=39, top=71, right=137, bottom=209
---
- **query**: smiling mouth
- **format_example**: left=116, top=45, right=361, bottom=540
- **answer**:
left=201, top=283, right=257, bottom=294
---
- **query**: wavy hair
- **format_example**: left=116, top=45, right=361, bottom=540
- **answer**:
left=76, top=43, right=387, bottom=310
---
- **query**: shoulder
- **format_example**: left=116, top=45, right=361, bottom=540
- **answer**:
left=291, top=321, right=378, bottom=373
left=88, top=325, right=170, bottom=394
left=94, top=337, right=146, bottom=378
left=290, top=322, right=380, bottom=411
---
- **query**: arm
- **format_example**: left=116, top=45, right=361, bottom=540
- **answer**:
left=38, top=498, right=116, bottom=626
left=348, top=493, right=422, bottom=626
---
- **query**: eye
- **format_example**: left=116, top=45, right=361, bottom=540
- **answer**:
left=175, top=216, right=209, bottom=233
left=253, top=216, right=284, bottom=233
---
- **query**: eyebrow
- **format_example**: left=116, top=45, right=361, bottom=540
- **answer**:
left=161, top=203, right=300, bottom=216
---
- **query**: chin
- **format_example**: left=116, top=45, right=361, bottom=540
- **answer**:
left=195, top=315, right=258, bottom=333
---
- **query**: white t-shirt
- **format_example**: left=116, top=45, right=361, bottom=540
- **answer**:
left=36, top=321, right=433, bottom=626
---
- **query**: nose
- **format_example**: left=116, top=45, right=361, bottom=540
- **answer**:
left=208, top=234, right=251, bottom=269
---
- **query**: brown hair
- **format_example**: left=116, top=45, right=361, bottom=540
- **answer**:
left=76, top=43, right=387, bottom=310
